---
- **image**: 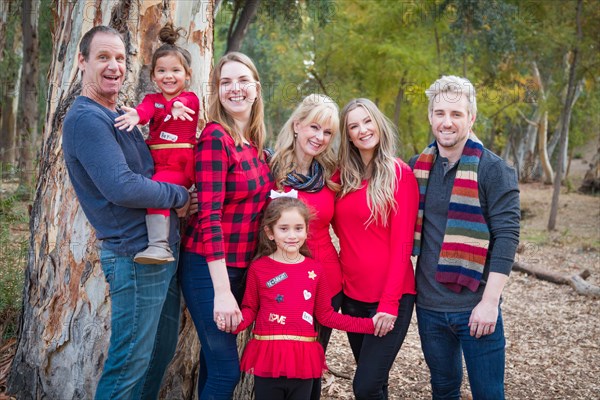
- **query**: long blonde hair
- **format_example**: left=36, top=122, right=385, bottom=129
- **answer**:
left=270, top=94, right=340, bottom=191
left=208, top=52, right=266, bottom=156
left=338, top=98, right=399, bottom=227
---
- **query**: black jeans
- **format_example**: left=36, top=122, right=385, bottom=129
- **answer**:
left=342, top=293, right=415, bottom=400
left=310, top=290, right=344, bottom=400
left=254, top=376, right=313, bottom=400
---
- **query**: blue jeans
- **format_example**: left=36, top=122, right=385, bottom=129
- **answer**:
left=95, top=246, right=181, bottom=400
left=416, top=307, right=506, bottom=400
left=342, top=294, right=415, bottom=400
left=179, top=251, right=246, bottom=400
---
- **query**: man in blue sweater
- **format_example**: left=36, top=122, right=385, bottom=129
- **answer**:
left=62, top=26, right=189, bottom=400
left=410, top=76, right=520, bottom=399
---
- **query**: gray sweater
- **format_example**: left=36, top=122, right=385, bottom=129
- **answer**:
left=62, top=96, right=189, bottom=256
left=409, top=148, right=520, bottom=312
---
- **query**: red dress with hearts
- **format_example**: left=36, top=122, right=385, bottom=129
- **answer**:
left=234, top=256, right=374, bottom=379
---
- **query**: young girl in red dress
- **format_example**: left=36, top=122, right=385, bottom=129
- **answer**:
left=114, top=23, right=199, bottom=264
left=219, top=196, right=382, bottom=400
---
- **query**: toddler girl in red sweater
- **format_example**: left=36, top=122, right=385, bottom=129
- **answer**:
left=115, top=23, right=199, bottom=264
left=218, top=195, right=381, bottom=400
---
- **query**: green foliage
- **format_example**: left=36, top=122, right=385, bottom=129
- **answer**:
left=209, top=0, right=600, bottom=162
left=0, top=2, right=22, bottom=101
left=0, top=195, right=28, bottom=341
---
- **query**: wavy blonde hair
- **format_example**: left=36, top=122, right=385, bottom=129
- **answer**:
left=208, top=52, right=266, bottom=156
left=270, top=94, right=340, bottom=192
left=338, top=98, right=400, bottom=227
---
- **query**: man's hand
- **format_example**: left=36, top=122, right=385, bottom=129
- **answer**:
left=468, top=272, right=508, bottom=338
left=469, top=299, right=499, bottom=338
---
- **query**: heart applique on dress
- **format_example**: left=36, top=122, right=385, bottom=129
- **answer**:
left=303, top=290, right=311, bottom=300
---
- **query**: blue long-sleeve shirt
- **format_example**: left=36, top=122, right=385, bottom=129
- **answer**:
left=63, top=96, right=189, bottom=256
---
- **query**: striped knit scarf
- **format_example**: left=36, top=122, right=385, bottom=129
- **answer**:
left=412, top=133, right=490, bottom=293
left=282, top=160, right=325, bottom=193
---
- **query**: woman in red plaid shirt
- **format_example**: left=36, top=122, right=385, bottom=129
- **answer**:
left=179, top=52, right=273, bottom=400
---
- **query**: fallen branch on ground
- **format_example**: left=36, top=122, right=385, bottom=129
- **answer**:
left=327, top=367, right=352, bottom=380
left=512, top=261, right=600, bottom=298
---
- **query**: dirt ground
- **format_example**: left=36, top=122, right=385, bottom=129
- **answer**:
left=321, top=155, right=600, bottom=399
left=1, top=153, right=598, bottom=399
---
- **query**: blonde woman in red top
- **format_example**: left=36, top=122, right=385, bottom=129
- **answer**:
left=333, top=98, right=419, bottom=399
left=268, top=94, right=342, bottom=399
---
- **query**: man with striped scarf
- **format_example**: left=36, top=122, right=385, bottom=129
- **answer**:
left=410, top=76, right=520, bottom=400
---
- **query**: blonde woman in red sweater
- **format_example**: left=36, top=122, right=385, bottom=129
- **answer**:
left=333, top=98, right=419, bottom=399
left=268, top=93, right=343, bottom=399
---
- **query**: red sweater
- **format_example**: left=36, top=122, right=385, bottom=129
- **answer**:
left=182, top=123, right=273, bottom=267
left=136, top=92, right=199, bottom=146
left=333, top=160, right=419, bottom=315
left=235, top=256, right=373, bottom=379
left=282, top=185, right=343, bottom=295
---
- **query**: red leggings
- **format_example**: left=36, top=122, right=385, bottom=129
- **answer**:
left=148, top=148, right=194, bottom=216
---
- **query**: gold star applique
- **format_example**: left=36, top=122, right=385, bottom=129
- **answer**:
left=308, top=270, right=317, bottom=280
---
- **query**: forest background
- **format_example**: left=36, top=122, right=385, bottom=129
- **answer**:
left=0, top=0, right=598, bottom=399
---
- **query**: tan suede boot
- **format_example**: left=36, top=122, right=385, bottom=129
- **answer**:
left=134, top=215, right=175, bottom=264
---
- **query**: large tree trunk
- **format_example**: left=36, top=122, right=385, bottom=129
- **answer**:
left=15, top=0, right=41, bottom=198
left=548, top=0, right=582, bottom=231
left=7, top=1, right=224, bottom=399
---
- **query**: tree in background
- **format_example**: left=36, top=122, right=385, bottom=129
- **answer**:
left=15, top=0, right=41, bottom=200
left=0, top=0, right=22, bottom=173
left=215, top=0, right=599, bottom=179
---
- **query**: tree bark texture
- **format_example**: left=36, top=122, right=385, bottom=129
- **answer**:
left=8, top=1, right=216, bottom=399
left=16, top=0, right=41, bottom=195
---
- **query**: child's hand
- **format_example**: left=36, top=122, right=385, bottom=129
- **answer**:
left=171, top=101, right=195, bottom=121
left=115, top=106, right=141, bottom=132
left=176, top=190, right=198, bottom=218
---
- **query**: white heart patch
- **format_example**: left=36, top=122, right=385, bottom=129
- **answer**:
left=303, top=290, right=312, bottom=300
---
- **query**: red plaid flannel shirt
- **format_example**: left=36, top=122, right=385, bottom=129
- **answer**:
left=182, top=122, right=273, bottom=268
